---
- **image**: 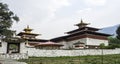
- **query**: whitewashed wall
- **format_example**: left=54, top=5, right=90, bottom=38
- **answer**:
left=0, top=53, right=28, bottom=60
left=86, top=38, right=108, bottom=46
left=59, top=38, right=87, bottom=49
left=20, top=42, right=27, bottom=53
left=26, top=48, right=120, bottom=57
left=59, top=38, right=109, bottom=49
left=59, top=41, right=67, bottom=49
left=69, top=38, right=87, bottom=44
left=0, top=42, right=7, bottom=53
left=0, top=42, right=28, bottom=59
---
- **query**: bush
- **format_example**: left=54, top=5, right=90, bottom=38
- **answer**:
left=99, top=43, right=106, bottom=49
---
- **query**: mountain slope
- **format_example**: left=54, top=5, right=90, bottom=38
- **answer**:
left=98, top=24, right=120, bottom=36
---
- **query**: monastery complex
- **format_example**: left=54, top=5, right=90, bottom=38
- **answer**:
left=1, top=20, right=117, bottom=59
left=0, top=20, right=111, bottom=54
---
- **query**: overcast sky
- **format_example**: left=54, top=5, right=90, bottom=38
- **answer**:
left=1, top=0, right=120, bottom=39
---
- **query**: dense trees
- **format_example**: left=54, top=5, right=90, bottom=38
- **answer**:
left=116, top=25, right=120, bottom=40
left=109, top=37, right=120, bottom=44
left=107, top=37, right=120, bottom=49
left=106, top=25, right=120, bottom=49
left=0, top=2, right=19, bottom=39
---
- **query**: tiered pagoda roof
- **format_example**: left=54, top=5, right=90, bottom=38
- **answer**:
left=18, top=26, right=39, bottom=36
left=51, top=20, right=111, bottom=42
left=66, top=26, right=100, bottom=34
left=17, top=25, right=48, bottom=42
left=17, top=25, right=39, bottom=37
left=67, top=20, right=100, bottom=34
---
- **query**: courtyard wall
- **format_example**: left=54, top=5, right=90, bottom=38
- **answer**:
left=27, top=48, right=120, bottom=57
left=0, top=53, right=28, bottom=60
left=0, top=42, right=7, bottom=53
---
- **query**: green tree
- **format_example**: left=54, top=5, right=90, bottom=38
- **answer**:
left=109, top=37, right=120, bottom=44
left=99, top=43, right=105, bottom=49
left=107, top=37, right=120, bottom=49
left=0, top=2, right=19, bottom=38
left=116, top=25, right=120, bottom=40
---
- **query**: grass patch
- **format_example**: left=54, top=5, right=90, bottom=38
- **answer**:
left=19, top=54, right=120, bottom=64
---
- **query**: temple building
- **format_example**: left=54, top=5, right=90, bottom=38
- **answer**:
left=51, top=20, right=111, bottom=49
left=17, top=26, right=63, bottom=49
left=0, top=20, right=112, bottom=54
left=17, top=25, right=47, bottom=46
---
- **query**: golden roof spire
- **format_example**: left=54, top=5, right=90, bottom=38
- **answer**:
left=24, top=25, right=33, bottom=33
left=27, top=25, right=29, bottom=29
left=75, top=19, right=90, bottom=28
left=81, top=19, right=83, bottom=23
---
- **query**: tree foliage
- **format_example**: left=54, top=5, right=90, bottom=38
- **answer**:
left=105, top=25, right=120, bottom=49
left=116, top=25, right=120, bottom=40
left=99, top=43, right=105, bottom=49
left=109, top=37, right=120, bottom=44
left=107, top=37, right=120, bottom=49
left=0, top=2, right=19, bottom=38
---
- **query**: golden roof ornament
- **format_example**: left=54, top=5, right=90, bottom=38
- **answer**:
left=75, top=19, right=90, bottom=28
left=27, top=25, right=29, bottom=29
left=24, top=25, right=33, bottom=33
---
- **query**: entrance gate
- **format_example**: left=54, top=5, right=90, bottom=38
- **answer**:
left=7, top=43, right=20, bottom=53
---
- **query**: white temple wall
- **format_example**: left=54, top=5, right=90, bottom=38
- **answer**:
left=67, top=38, right=87, bottom=48
left=20, top=42, right=27, bottom=53
left=58, top=38, right=87, bottom=49
left=69, top=38, right=87, bottom=44
left=59, top=41, right=68, bottom=49
left=26, top=48, right=120, bottom=57
left=86, top=38, right=108, bottom=46
left=0, top=42, right=7, bottom=53
left=59, top=38, right=108, bottom=49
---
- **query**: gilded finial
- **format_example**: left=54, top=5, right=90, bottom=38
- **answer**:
left=27, top=25, right=29, bottom=29
left=75, top=19, right=90, bottom=28
left=81, top=19, right=83, bottom=23
left=24, top=25, right=33, bottom=33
